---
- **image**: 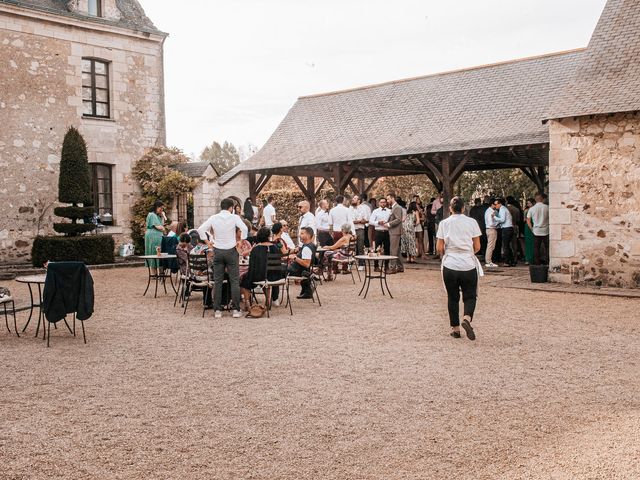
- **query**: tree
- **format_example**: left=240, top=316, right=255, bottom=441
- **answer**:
left=200, top=140, right=241, bottom=175
left=53, top=127, right=95, bottom=236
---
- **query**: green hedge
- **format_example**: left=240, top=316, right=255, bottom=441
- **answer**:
left=53, top=206, right=94, bottom=220
left=31, top=235, right=115, bottom=267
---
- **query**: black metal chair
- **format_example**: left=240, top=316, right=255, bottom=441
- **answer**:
left=252, top=253, right=288, bottom=317
left=182, top=254, right=213, bottom=317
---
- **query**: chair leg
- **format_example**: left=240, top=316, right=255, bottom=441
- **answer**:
left=313, top=279, right=322, bottom=307
left=285, top=282, right=293, bottom=316
left=183, top=284, right=191, bottom=315
left=12, top=301, right=18, bottom=337
left=81, top=319, right=87, bottom=344
left=4, top=303, right=9, bottom=333
left=266, top=286, right=271, bottom=318
left=46, top=319, right=51, bottom=348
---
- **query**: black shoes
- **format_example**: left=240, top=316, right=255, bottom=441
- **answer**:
left=450, top=331, right=461, bottom=339
left=296, top=293, right=313, bottom=299
left=461, top=319, right=476, bottom=341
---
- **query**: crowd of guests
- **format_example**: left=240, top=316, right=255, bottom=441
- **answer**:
left=144, top=190, right=549, bottom=334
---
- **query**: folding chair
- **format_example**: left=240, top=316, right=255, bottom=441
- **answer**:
left=182, top=254, right=213, bottom=317
left=1, top=292, right=18, bottom=337
left=285, top=269, right=322, bottom=313
left=331, top=239, right=361, bottom=284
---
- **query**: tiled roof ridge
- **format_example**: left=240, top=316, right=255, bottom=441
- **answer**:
left=299, top=47, right=587, bottom=100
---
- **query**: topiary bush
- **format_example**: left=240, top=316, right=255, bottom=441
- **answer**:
left=31, top=235, right=115, bottom=267
left=53, top=126, right=96, bottom=237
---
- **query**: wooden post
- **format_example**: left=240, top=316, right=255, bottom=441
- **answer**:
left=248, top=172, right=257, bottom=203
left=357, top=174, right=365, bottom=196
left=441, top=154, right=453, bottom=219
left=307, top=176, right=316, bottom=212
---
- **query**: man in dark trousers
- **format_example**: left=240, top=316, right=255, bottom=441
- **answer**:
left=469, top=198, right=487, bottom=258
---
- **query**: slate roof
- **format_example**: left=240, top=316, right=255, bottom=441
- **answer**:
left=0, top=0, right=164, bottom=35
left=172, top=162, right=219, bottom=178
left=547, top=0, right=640, bottom=119
left=220, top=49, right=585, bottom=183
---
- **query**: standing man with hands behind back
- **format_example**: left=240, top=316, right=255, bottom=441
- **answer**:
left=385, top=193, right=404, bottom=274
left=197, top=197, right=248, bottom=319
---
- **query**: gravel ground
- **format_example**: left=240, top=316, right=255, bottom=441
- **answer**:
left=1, top=267, right=639, bottom=479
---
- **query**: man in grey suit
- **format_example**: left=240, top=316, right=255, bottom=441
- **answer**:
left=385, top=193, right=404, bottom=273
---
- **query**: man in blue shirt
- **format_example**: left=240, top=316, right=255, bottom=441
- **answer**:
left=493, top=198, right=515, bottom=267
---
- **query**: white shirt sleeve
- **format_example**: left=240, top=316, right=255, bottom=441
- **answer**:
left=436, top=221, right=445, bottom=240
left=197, top=216, right=214, bottom=241
left=300, top=246, right=313, bottom=260
left=369, top=210, right=378, bottom=226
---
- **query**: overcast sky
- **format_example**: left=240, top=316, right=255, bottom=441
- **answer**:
left=138, top=0, right=607, bottom=158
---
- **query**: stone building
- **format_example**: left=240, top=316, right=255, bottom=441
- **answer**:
left=546, top=0, right=640, bottom=287
left=0, top=0, right=166, bottom=262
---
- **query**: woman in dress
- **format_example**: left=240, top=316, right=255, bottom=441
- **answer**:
left=523, top=198, right=536, bottom=265
left=401, top=202, right=418, bottom=263
left=413, top=200, right=425, bottom=258
left=144, top=200, right=165, bottom=273
left=240, top=227, right=283, bottom=311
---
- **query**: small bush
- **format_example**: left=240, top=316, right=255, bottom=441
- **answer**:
left=31, top=235, right=115, bottom=267
left=53, top=206, right=94, bottom=220
left=53, top=223, right=97, bottom=236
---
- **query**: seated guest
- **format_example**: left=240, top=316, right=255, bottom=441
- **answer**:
left=321, top=224, right=354, bottom=280
left=236, top=227, right=253, bottom=258
left=287, top=226, right=316, bottom=299
left=240, top=227, right=284, bottom=311
left=246, top=225, right=259, bottom=245
left=176, top=233, right=193, bottom=275
left=271, top=222, right=290, bottom=255
left=280, top=221, right=296, bottom=251
left=167, top=220, right=180, bottom=237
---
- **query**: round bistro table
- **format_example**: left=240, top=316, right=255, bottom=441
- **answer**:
left=138, top=255, right=178, bottom=297
left=15, top=274, right=47, bottom=338
left=354, top=255, right=398, bottom=299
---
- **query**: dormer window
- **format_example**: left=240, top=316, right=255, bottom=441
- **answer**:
left=88, top=0, right=102, bottom=17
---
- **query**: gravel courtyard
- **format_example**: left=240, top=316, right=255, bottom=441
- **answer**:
left=1, top=266, right=639, bottom=479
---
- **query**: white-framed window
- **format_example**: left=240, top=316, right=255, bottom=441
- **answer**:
left=88, top=0, right=102, bottom=17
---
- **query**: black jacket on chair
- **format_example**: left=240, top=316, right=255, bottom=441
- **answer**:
left=43, top=262, right=94, bottom=323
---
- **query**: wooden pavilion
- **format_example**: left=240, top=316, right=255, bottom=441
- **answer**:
left=220, top=48, right=586, bottom=212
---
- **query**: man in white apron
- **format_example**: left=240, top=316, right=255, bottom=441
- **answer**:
left=436, top=197, right=483, bottom=340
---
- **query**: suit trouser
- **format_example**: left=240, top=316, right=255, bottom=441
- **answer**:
left=443, top=266, right=478, bottom=327
left=355, top=228, right=365, bottom=265
left=374, top=230, right=390, bottom=269
left=533, top=234, right=549, bottom=265
left=485, top=228, right=498, bottom=264
left=501, top=227, right=515, bottom=265
left=213, top=247, right=240, bottom=311
left=426, top=221, right=436, bottom=254
left=389, top=233, right=403, bottom=270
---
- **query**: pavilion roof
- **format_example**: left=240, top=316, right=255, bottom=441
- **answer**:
left=547, top=0, right=640, bottom=120
left=220, top=49, right=585, bottom=184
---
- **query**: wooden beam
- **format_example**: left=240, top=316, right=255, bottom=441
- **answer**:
left=292, top=176, right=309, bottom=198
left=314, top=178, right=327, bottom=196
left=418, top=157, right=443, bottom=183
left=322, top=175, right=339, bottom=192
left=255, top=174, right=272, bottom=196
left=364, top=177, right=380, bottom=195
left=450, top=154, right=470, bottom=184
left=347, top=180, right=359, bottom=195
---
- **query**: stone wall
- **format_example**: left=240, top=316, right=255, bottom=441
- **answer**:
left=548, top=113, right=640, bottom=288
left=0, top=6, right=165, bottom=262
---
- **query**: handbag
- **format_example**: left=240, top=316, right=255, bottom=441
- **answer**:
left=246, top=304, right=266, bottom=318
left=0, top=287, right=11, bottom=299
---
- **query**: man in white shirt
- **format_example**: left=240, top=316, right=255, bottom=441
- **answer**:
left=297, top=200, right=316, bottom=246
left=436, top=196, right=482, bottom=341
left=369, top=198, right=391, bottom=271
left=315, top=199, right=333, bottom=247
left=527, top=192, right=550, bottom=265
left=262, top=196, right=277, bottom=228
left=351, top=194, right=371, bottom=269
left=484, top=201, right=499, bottom=268
left=197, top=197, right=248, bottom=319
left=329, top=195, right=355, bottom=241
left=493, top=198, right=515, bottom=267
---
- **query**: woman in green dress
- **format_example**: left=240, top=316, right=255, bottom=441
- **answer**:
left=523, top=198, right=535, bottom=265
left=145, top=200, right=166, bottom=272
